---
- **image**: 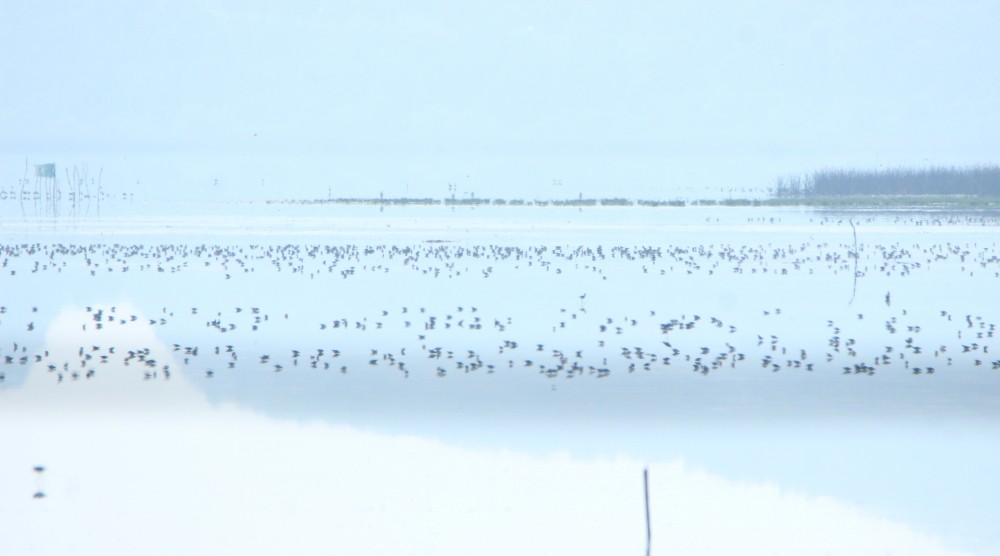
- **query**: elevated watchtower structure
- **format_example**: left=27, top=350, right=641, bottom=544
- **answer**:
left=34, top=163, right=57, bottom=202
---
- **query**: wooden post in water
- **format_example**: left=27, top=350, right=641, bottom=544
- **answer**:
left=644, top=467, right=651, bottom=556
left=849, top=218, right=858, bottom=305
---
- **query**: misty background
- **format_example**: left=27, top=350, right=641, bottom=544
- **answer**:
left=2, top=0, right=999, bottom=202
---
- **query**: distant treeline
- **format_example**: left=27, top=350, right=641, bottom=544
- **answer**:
left=775, top=166, right=1000, bottom=197
left=269, top=197, right=691, bottom=207
left=266, top=196, right=788, bottom=208
left=262, top=194, right=1000, bottom=209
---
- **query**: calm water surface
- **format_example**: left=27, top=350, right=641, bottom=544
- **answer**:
left=2, top=202, right=999, bottom=554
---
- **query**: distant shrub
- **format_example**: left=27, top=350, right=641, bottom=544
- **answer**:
left=550, top=199, right=598, bottom=206
left=637, top=199, right=685, bottom=207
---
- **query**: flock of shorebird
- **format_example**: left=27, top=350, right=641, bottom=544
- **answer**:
left=1, top=212, right=999, bottom=384
left=0, top=300, right=997, bottom=385
left=2, top=234, right=999, bottom=280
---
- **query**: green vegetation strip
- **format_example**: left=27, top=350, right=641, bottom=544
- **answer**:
left=265, top=195, right=1000, bottom=210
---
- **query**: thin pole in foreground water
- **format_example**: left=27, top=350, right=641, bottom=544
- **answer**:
left=644, top=467, right=652, bottom=556
left=849, top=218, right=858, bottom=305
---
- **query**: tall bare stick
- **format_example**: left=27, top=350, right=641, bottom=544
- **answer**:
left=849, top=219, right=858, bottom=305
left=644, top=467, right=652, bottom=556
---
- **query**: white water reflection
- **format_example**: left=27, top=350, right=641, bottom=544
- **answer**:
left=0, top=306, right=969, bottom=555
left=2, top=205, right=999, bottom=554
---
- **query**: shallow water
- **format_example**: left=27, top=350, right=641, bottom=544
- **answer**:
left=2, top=202, right=999, bottom=554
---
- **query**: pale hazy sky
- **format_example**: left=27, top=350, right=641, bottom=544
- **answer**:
left=2, top=1, right=999, bottom=200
